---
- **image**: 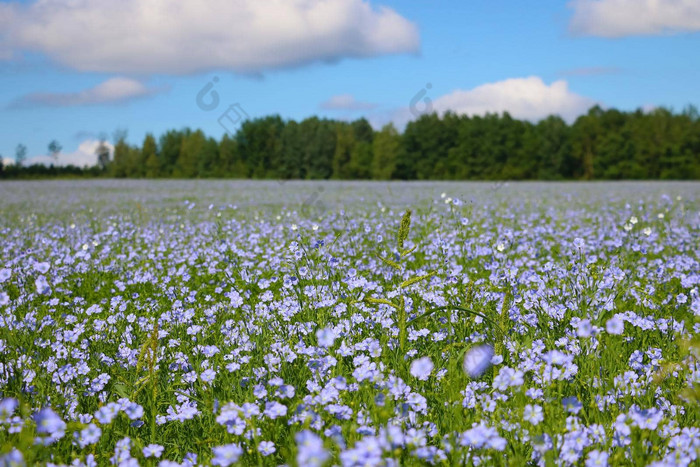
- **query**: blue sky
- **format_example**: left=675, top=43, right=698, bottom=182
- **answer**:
left=0, top=0, right=698, bottom=166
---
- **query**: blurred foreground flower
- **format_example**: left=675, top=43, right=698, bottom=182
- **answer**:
left=0, top=398, right=18, bottom=422
left=33, top=408, right=66, bottom=444
left=410, top=357, right=434, bottom=381
left=211, top=444, right=242, bottom=466
left=463, top=344, right=494, bottom=378
left=0, top=448, right=24, bottom=466
left=296, top=430, right=329, bottom=467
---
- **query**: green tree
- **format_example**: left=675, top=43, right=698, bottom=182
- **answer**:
left=372, top=123, right=400, bottom=179
left=570, top=106, right=603, bottom=179
left=299, top=117, right=335, bottom=179
left=236, top=116, right=284, bottom=178
left=48, top=140, right=62, bottom=164
left=332, top=122, right=354, bottom=179
left=15, top=144, right=27, bottom=167
left=280, top=121, right=304, bottom=179
left=158, top=129, right=185, bottom=177
left=535, top=116, right=570, bottom=179
left=218, top=133, right=243, bottom=177
left=348, top=142, right=372, bottom=179
left=110, top=129, right=130, bottom=178
left=197, top=136, right=220, bottom=177
left=143, top=134, right=161, bottom=177
left=175, top=129, right=206, bottom=177
left=5, top=104, right=699, bottom=181
left=95, top=137, right=111, bottom=171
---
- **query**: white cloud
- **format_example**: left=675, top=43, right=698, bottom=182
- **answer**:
left=20, top=140, right=113, bottom=168
left=370, top=77, right=597, bottom=130
left=9, top=77, right=164, bottom=109
left=320, top=94, right=377, bottom=111
left=0, top=0, right=419, bottom=75
left=569, top=0, right=700, bottom=37
left=431, top=77, right=596, bottom=123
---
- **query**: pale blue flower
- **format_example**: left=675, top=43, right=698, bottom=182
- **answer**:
left=258, top=441, right=276, bottom=456
left=524, top=404, right=543, bottom=426
left=211, top=444, right=243, bottom=466
left=585, top=450, right=608, bottom=467
left=463, top=345, right=493, bottom=378
left=410, top=357, right=434, bottom=381
left=34, top=408, right=66, bottom=441
left=606, top=315, right=624, bottom=335
left=316, top=326, right=336, bottom=348
left=143, top=444, right=164, bottom=458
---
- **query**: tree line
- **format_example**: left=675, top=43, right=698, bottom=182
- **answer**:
left=2, top=105, right=699, bottom=180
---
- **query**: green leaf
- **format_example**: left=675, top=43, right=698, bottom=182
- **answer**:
left=397, top=209, right=412, bottom=250
left=113, top=383, right=130, bottom=399
left=400, top=271, right=435, bottom=288
left=378, top=254, right=402, bottom=270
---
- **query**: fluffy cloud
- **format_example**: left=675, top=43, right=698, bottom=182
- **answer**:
left=0, top=0, right=419, bottom=75
left=569, top=0, right=700, bottom=37
left=8, top=78, right=164, bottom=109
left=431, top=77, right=596, bottom=123
left=15, top=140, right=113, bottom=168
left=320, top=94, right=377, bottom=111
left=371, top=77, right=597, bottom=130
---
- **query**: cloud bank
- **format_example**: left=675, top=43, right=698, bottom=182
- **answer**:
left=0, top=0, right=420, bottom=75
left=373, top=77, right=597, bottom=130
left=569, top=0, right=700, bottom=37
left=432, top=77, right=596, bottom=123
left=8, top=78, right=164, bottom=109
